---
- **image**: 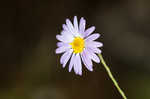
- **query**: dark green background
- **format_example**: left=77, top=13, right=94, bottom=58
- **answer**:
left=0, top=0, right=150, bottom=99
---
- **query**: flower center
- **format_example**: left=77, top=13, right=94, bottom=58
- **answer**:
left=70, top=37, right=85, bottom=53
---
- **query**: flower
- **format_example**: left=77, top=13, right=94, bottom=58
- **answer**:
left=55, top=16, right=103, bottom=75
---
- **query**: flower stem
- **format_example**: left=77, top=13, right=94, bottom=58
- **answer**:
left=98, top=54, right=127, bottom=99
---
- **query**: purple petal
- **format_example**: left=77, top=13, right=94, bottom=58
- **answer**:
left=88, top=47, right=102, bottom=54
left=57, top=42, right=63, bottom=47
left=73, top=16, right=78, bottom=32
left=62, top=25, right=75, bottom=37
left=60, top=49, right=73, bottom=68
left=56, top=35, right=69, bottom=43
left=73, top=54, right=78, bottom=75
left=56, top=32, right=74, bottom=43
left=74, top=54, right=82, bottom=75
left=85, top=41, right=103, bottom=48
left=61, top=24, right=74, bottom=37
left=55, top=45, right=70, bottom=54
left=81, top=50, right=93, bottom=71
left=57, top=42, right=66, bottom=47
left=62, top=24, right=68, bottom=31
left=69, top=53, right=75, bottom=72
left=85, top=33, right=100, bottom=41
left=66, top=19, right=75, bottom=34
left=56, top=35, right=63, bottom=42
left=79, top=17, right=86, bottom=34
left=86, top=48, right=100, bottom=63
left=61, top=30, right=69, bottom=35
left=84, top=26, right=95, bottom=37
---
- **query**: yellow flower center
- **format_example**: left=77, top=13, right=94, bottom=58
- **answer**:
left=70, top=37, right=85, bottom=53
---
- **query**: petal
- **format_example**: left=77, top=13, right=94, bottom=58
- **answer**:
left=79, top=17, right=86, bottom=34
left=74, top=54, right=82, bottom=75
left=88, top=47, right=102, bottom=54
left=66, top=19, right=75, bottom=34
left=69, top=53, right=75, bottom=72
left=73, top=16, right=78, bottom=32
left=56, top=35, right=68, bottom=43
left=56, top=33, right=74, bottom=43
left=86, top=48, right=100, bottom=63
left=57, top=42, right=70, bottom=47
left=81, top=50, right=93, bottom=71
left=84, top=26, right=95, bottom=37
left=85, top=41, right=103, bottom=48
left=65, top=19, right=81, bottom=37
left=62, top=25, right=75, bottom=37
left=57, top=42, right=63, bottom=47
left=61, top=31, right=74, bottom=42
left=55, top=45, right=70, bottom=54
left=85, top=33, right=100, bottom=41
left=62, top=24, right=68, bottom=31
left=60, top=49, right=73, bottom=68
left=56, top=35, right=63, bottom=41
left=61, top=30, right=69, bottom=35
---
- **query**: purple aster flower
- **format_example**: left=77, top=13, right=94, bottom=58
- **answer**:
left=55, top=16, right=103, bottom=75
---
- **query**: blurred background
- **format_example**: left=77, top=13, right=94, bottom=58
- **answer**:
left=0, top=0, right=150, bottom=99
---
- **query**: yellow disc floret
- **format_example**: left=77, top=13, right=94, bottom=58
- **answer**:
left=70, top=37, right=85, bottom=53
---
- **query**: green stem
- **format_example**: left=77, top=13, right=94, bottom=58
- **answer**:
left=98, top=54, right=127, bottom=99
